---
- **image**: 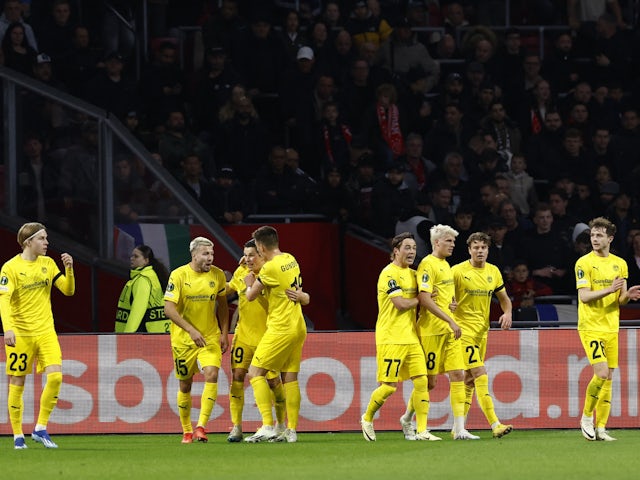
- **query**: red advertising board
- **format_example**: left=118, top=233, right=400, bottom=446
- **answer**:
left=1, top=329, right=639, bottom=434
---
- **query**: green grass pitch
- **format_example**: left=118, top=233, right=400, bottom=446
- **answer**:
left=1, top=430, right=639, bottom=479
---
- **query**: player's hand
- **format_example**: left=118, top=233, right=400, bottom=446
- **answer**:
left=449, top=321, right=462, bottom=339
left=499, top=312, right=512, bottom=330
left=4, top=330, right=16, bottom=347
left=190, top=329, right=206, bottom=347
left=627, top=284, right=640, bottom=301
left=430, top=288, right=438, bottom=300
left=220, top=334, right=229, bottom=354
left=61, top=253, right=73, bottom=268
left=244, top=272, right=255, bottom=288
left=285, top=288, right=303, bottom=303
left=611, top=277, right=625, bottom=293
left=449, top=296, right=457, bottom=313
left=238, top=255, right=247, bottom=266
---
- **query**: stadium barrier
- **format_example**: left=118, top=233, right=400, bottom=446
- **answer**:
left=1, top=329, right=639, bottom=434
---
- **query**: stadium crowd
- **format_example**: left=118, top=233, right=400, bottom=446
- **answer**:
left=6, top=0, right=640, bottom=299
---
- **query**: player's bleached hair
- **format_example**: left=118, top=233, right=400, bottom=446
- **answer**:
left=589, top=217, right=616, bottom=237
left=430, top=224, right=458, bottom=248
left=17, top=222, right=46, bottom=247
left=189, top=236, right=213, bottom=255
left=467, top=231, right=491, bottom=247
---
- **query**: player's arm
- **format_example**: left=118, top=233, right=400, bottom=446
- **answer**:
left=285, top=287, right=310, bottom=305
left=618, top=280, right=640, bottom=305
left=123, top=278, right=151, bottom=333
left=54, top=253, right=75, bottom=296
left=390, top=294, right=418, bottom=311
left=217, top=291, right=230, bottom=353
left=244, top=272, right=264, bottom=301
left=494, top=288, right=512, bottom=330
left=578, top=276, right=626, bottom=304
left=164, top=300, right=206, bottom=347
left=0, top=281, right=16, bottom=346
left=418, top=291, right=461, bottom=338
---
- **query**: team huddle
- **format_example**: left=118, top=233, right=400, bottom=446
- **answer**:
left=1, top=218, right=638, bottom=449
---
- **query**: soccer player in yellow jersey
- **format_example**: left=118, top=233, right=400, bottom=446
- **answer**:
left=0, top=222, right=75, bottom=449
left=576, top=217, right=640, bottom=441
left=243, top=226, right=309, bottom=443
left=226, top=239, right=303, bottom=442
left=361, top=232, right=438, bottom=441
left=164, top=236, right=229, bottom=444
left=452, top=232, right=513, bottom=438
left=400, top=224, right=478, bottom=440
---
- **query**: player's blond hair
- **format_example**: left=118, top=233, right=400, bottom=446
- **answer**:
left=17, top=222, right=46, bottom=247
left=430, top=224, right=458, bottom=248
left=189, top=236, right=213, bottom=255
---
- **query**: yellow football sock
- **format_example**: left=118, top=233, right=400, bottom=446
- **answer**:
left=450, top=381, right=466, bottom=418
left=250, top=376, right=274, bottom=426
left=177, top=390, right=192, bottom=433
left=412, top=376, right=429, bottom=433
left=475, top=374, right=499, bottom=426
left=229, top=380, right=244, bottom=426
left=464, top=384, right=475, bottom=417
left=284, top=381, right=301, bottom=430
left=583, top=375, right=606, bottom=417
left=197, top=382, right=218, bottom=428
left=271, top=382, right=286, bottom=425
left=36, top=372, right=62, bottom=428
left=8, top=384, right=25, bottom=436
left=595, top=379, right=613, bottom=428
left=364, top=384, right=397, bottom=422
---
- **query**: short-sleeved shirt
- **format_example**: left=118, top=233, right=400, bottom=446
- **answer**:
left=416, top=254, right=455, bottom=336
left=165, top=263, right=226, bottom=348
left=229, top=264, right=269, bottom=346
left=575, top=251, right=628, bottom=333
left=375, top=262, right=419, bottom=345
left=257, top=253, right=305, bottom=335
left=0, top=254, right=66, bottom=336
left=452, top=260, right=505, bottom=337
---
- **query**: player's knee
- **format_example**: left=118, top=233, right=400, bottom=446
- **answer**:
left=47, top=371, right=63, bottom=390
left=412, top=375, right=428, bottom=393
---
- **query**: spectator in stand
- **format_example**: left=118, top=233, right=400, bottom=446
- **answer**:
left=285, top=147, right=320, bottom=212
left=210, top=166, right=247, bottom=224
left=435, top=72, right=467, bottom=113
left=570, top=177, right=596, bottom=221
left=359, top=40, right=393, bottom=87
left=231, top=10, right=287, bottom=97
left=397, top=66, right=436, bottom=138
left=485, top=215, right=517, bottom=279
left=315, top=165, right=353, bottom=223
left=493, top=28, right=524, bottom=94
left=308, top=20, right=331, bottom=72
left=430, top=151, right=469, bottom=213
left=499, top=198, right=532, bottom=256
left=33, top=0, right=75, bottom=63
left=606, top=190, right=639, bottom=255
left=376, top=17, right=440, bottom=93
left=326, top=29, right=356, bottom=89
left=216, top=93, right=269, bottom=184
left=567, top=0, right=626, bottom=56
left=556, top=128, right=596, bottom=185
left=589, top=127, right=617, bottom=178
left=504, top=53, right=543, bottom=115
left=346, top=151, right=379, bottom=231
left=521, top=203, right=574, bottom=294
left=191, top=46, right=243, bottom=134
left=594, top=162, right=615, bottom=193
left=506, top=259, right=553, bottom=310
left=157, top=110, right=214, bottom=180
left=113, top=154, right=148, bottom=224
left=426, top=182, right=454, bottom=227
left=371, top=162, right=416, bottom=239
left=466, top=79, right=496, bottom=129
left=571, top=222, right=592, bottom=262
left=201, top=0, right=246, bottom=54
left=18, top=132, right=61, bottom=225
left=518, top=78, right=556, bottom=143
left=609, top=107, right=640, bottom=196
left=279, top=9, right=308, bottom=65
left=424, top=102, right=474, bottom=167
left=2, top=21, right=36, bottom=75
left=317, top=101, right=353, bottom=177
left=542, top=31, right=581, bottom=95
left=254, top=145, right=302, bottom=215
left=449, top=204, right=476, bottom=265
left=321, top=1, right=343, bottom=29
left=345, top=0, right=392, bottom=50
left=337, top=58, right=375, bottom=136
left=467, top=149, right=506, bottom=202
left=81, top=51, right=138, bottom=123
left=397, top=133, right=436, bottom=199
left=0, top=0, right=37, bottom=49
left=442, top=1, right=469, bottom=39
left=479, top=99, right=522, bottom=165
left=505, top=153, right=537, bottom=217
left=525, top=109, right=565, bottom=180
left=567, top=102, right=594, bottom=145
left=57, top=25, right=102, bottom=97
left=177, top=153, right=215, bottom=213
left=549, top=188, right=579, bottom=250
left=591, top=83, right=618, bottom=131
left=359, top=83, right=405, bottom=166
left=560, top=81, right=596, bottom=121
left=626, top=232, right=640, bottom=288
left=140, top=41, right=186, bottom=128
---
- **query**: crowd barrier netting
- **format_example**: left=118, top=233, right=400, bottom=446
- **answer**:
left=1, top=329, right=639, bottom=434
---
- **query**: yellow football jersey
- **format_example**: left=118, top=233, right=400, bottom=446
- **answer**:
left=575, top=251, right=628, bottom=332
left=375, top=262, right=419, bottom=345
left=165, top=263, right=227, bottom=347
left=416, top=254, right=455, bottom=336
left=257, top=253, right=305, bottom=335
left=229, top=264, right=269, bottom=346
left=452, top=260, right=504, bottom=337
